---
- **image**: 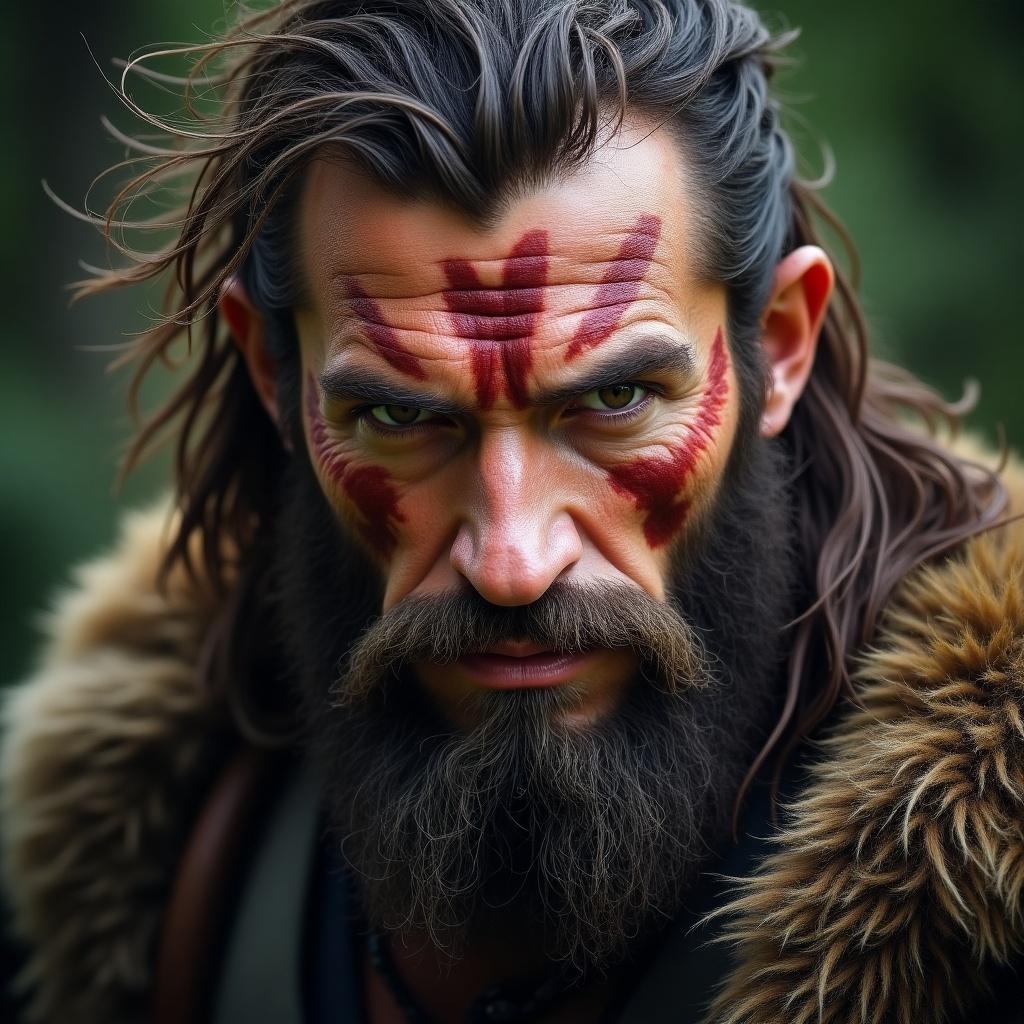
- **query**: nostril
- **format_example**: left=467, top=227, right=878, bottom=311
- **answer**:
left=449, top=513, right=583, bottom=608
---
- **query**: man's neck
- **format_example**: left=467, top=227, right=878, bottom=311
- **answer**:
left=361, top=922, right=626, bottom=1024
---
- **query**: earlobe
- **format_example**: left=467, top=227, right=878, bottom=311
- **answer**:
left=759, top=245, right=835, bottom=438
left=218, top=277, right=282, bottom=429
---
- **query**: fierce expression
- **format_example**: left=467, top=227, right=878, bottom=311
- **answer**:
left=222, top=116, right=830, bottom=726
left=290, top=122, right=738, bottom=722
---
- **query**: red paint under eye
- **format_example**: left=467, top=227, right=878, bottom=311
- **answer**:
left=305, top=375, right=405, bottom=556
left=607, top=327, right=729, bottom=547
left=339, top=465, right=406, bottom=556
left=442, top=229, right=549, bottom=409
left=566, top=214, right=663, bottom=361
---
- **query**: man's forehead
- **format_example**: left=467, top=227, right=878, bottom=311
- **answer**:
left=296, top=119, right=695, bottom=291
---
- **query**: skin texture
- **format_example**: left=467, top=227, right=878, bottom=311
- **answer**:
left=292, top=125, right=739, bottom=718
left=221, top=116, right=835, bottom=1023
left=566, top=213, right=663, bottom=360
left=345, top=281, right=428, bottom=381
left=442, top=228, right=549, bottom=409
left=305, top=377, right=406, bottom=555
left=224, top=116, right=833, bottom=726
left=608, top=325, right=730, bottom=546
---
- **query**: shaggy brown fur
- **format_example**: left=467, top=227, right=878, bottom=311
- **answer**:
left=706, top=460, right=1024, bottom=1023
left=0, top=505, right=231, bottom=1023
left=2, top=454, right=1024, bottom=1023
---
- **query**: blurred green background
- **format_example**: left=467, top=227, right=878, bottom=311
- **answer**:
left=3, top=1, right=1022, bottom=688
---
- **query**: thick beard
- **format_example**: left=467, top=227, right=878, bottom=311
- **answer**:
left=267, top=429, right=797, bottom=972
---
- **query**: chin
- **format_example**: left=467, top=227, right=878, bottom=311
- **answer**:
left=278, top=425, right=798, bottom=967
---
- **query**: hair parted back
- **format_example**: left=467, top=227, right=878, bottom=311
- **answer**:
left=72, top=0, right=1005, bottom=815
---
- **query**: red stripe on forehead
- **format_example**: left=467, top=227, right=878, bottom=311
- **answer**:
left=346, top=279, right=426, bottom=380
left=442, top=229, right=549, bottom=409
left=566, top=214, right=663, bottom=360
left=341, top=214, right=661, bottom=408
left=608, top=327, right=729, bottom=547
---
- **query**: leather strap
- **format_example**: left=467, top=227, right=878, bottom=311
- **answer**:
left=154, top=745, right=280, bottom=1024
left=211, top=756, right=323, bottom=1024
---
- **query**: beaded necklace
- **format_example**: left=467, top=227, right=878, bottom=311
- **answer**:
left=366, top=927, right=587, bottom=1023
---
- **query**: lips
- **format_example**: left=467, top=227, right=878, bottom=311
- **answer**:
left=455, top=647, right=592, bottom=689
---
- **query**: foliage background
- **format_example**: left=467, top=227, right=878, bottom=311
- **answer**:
left=2, top=0, right=1022, bottom=690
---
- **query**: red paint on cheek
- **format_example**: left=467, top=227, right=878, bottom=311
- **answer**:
left=442, top=230, right=549, bottom=409
left=566, top=214, right=663, bottom=360
left=607, top=328, right=729, bottom=547
left=305, top=376, right=405, bottom=556
left=346, top=280, right=426, bottom=381
left=338, top=465, right=406, bottom=557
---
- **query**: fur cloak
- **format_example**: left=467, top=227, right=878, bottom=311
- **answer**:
left=3, top=455, right=1024, bottom=1023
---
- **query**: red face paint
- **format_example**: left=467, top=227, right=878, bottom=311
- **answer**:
left=337, top=465, right=407, bottom=557
left=343, top=215, right=658, bottom=405
left=346, top=280, right=426, bottom=381
left=442, top=230, right=549, bottom=409
left=305, top=375, right=404, bottom=556
left=566, top=215, right=662, bottom=360
left=607, top=327, right=729, bottom=547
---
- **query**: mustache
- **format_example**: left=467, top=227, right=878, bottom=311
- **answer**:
left=331, top=579, right=709, bottom=706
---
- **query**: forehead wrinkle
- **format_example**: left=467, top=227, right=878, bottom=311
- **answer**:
left=329, top=282, right=679, bottom=337
left=325, top=252, right=680, bottom=295
left=315, top=221, right=682, bottom=299
left=316, top=329, right=674, bottom=404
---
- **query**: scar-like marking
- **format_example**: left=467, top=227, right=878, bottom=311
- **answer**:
left=442, top=230, right=549, bottom=409
left=346, top=280, right=427, bottom=380
left=305, top=375, right=404, bottom=555
left=607, top=327, right=729, bottom=547
left=566, top=214, right=663, bottom=360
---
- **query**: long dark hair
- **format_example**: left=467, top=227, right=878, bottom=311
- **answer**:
left=65, top=0, right=1006, bottom=816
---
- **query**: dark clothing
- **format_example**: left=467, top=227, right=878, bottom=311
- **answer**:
left=306, top=827, right=363, bottom=1023
left=5, top=494, right=1024, bottom=1023
left=229, top=756, right=1021, bottom=1023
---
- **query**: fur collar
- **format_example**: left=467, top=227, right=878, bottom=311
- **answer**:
left=3, top=459, right=1024, bottom=1023
left=1, top=506, right=229, bottom=1022
left=706, top=495, right=1024, bottom=1022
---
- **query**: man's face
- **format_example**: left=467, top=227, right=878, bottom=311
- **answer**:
left=293, top=121, right=738, bottom=725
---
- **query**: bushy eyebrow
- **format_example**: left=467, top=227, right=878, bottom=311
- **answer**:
left=318, top=366, right=464, bottom=415
left=318, top=337, right=696, bottom=414
left=536, top=338, right=696, bottom=405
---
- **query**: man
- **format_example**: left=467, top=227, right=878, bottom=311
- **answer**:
left=2, top=0, right=1023, bottom=1021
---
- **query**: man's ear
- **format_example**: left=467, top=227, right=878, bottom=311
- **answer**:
left=219, top=276, right=281, bottom=427
left=759, top=245, right=835, bottom=437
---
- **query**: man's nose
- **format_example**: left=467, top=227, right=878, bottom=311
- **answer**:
left=449, top=429, right=583, bottom=606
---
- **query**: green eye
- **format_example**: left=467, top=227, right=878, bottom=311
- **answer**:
left=369, top=404, right=429, bottom=427
left=579, top=383, right=647, bottom=413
